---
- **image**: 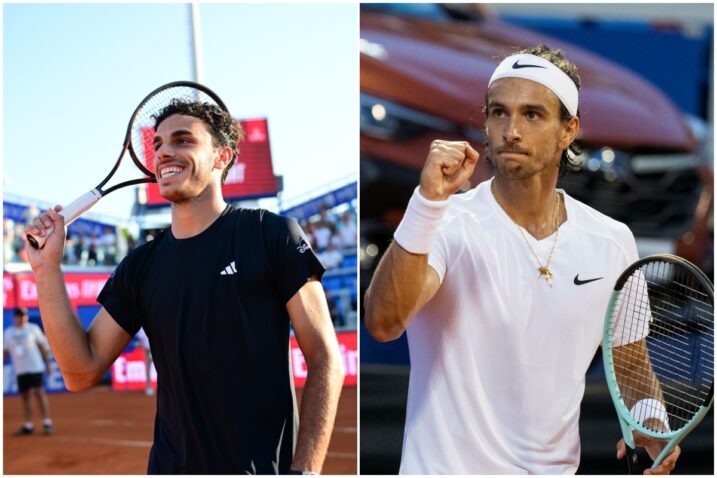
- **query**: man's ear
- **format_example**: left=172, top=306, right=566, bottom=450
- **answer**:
left=559, top=116, right=580, bottom=150
left=215, top=146, right=233, bottom=170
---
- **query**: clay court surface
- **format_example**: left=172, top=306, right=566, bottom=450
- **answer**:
left=4, top=385, right=357, bottom=474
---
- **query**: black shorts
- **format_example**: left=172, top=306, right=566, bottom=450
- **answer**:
left=17, top=372, right=44, bottom=392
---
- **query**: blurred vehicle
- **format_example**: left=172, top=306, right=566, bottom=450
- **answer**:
left=360, top=3, right=713, bottom=296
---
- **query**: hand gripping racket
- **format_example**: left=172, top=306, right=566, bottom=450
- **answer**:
left=27, top=81, right=230, bottom=249
left=602, top=254, right=713, bottom=473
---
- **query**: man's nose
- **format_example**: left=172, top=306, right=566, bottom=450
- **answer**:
left=503, top=116, right=522, bottom=143
left=155, top=143, right=172, bottom=159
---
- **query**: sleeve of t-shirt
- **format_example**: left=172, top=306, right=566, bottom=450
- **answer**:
left=262, top=212, right=326, bottom=304
left=96, top=257, right=142, bottom=337
left=427, top=232, right=449, bottom=284
left=426, top=206, right=460, bottom=285
left=2, top=330, right=9, bottom=352
left=621, top=224, right=640, bottom=267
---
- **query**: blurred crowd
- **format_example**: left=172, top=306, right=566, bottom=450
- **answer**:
left=4, top=203, right=357, bottom=272
left=4, top=202, right=358, bottom=332
left=61, top=226, right=120, bottom=267
left=299, top=206, right=357, bottom=270
left=4, top=208, right=121, bottom=267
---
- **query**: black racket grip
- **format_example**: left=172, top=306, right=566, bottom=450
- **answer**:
left=626, top=445, right=642, bottom=475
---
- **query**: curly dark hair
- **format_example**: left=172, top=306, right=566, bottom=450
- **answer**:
left=153, top=99, right=244, bottom=184
left=486, top=44, right=582, bottom=176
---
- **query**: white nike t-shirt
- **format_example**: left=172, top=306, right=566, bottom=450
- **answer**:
left=3, top=323, right=49, bottom=375
left=399, top=179, right=639, bottom=475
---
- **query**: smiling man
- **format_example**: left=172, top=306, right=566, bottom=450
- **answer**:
left=25, top=99, right=344, bottom=474
left=364, top=45, right=681, bottom=474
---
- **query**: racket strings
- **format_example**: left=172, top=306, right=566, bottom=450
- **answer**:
left=130, top=86, right=224, bottom=175
left=610, top=260, right=714, bottom=432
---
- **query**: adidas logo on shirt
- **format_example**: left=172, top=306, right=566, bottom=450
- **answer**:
left=220, top=261, right=237, bottom=276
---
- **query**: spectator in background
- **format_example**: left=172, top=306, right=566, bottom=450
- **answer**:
left=21, top=205, right=39, bottom=229
left=303, top=221, right=317, bottom=251
left=312, top=206, right=334, bottom=253
left=3, top=308, right=54, bottom=436
left=136, top=328, right=154, bottom=396
left=73, top=232, right=86, bottom=266
left=13, top=223, right=28, bottom=263
left=318, top=205, right=333, bottom=228
left=313, top=220, right=332, bottom=253
left=317, top=240, right=344, bottom=270
left=87, top=231, right=98, bottom=266
left=4, top=218, right=16, bottom=262
left=338, top=211, right=356, bottom=249
left=63, top=236, right=79, bottom=265
left=330, top=229, right=343, bottom=251
left=101, top=226, right=118, bottom=265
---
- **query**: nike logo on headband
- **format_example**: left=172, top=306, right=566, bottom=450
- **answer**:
left=512, top=60, right=547, bottom=70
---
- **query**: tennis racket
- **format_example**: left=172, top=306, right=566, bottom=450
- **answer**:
left=602, top=254, right=713, bottom=473
left=26, top=80, right=231, bottom=249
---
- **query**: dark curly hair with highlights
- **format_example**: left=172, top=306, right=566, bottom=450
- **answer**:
left=153, top=99, right=244, bottom=184
left=486, top=44, right=583, bottom=177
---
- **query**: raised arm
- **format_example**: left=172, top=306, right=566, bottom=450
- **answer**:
left=364, top=140, right=479, bottom=342
left=25, top=206, right=132, bottom=391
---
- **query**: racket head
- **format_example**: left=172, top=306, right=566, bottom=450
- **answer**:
left=125, top=81, right=231, bottom=178
left=602, top=254, right=714, bottom=439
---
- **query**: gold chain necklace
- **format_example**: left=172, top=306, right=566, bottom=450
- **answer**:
left=491, top=183, right=561, bottom=287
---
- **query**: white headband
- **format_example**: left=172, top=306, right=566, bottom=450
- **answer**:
left=488, top=53, right=579, bottom=117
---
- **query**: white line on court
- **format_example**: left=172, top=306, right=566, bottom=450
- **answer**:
left=54, top=435, right=152, bottom=448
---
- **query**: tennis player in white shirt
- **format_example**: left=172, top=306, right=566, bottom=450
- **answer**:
left=364, top=45, right=681, bottom=475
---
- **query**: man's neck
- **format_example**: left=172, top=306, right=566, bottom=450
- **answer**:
left=170, top=190, right=227, bottom=239
left=492, top=174, right=563, bottom=239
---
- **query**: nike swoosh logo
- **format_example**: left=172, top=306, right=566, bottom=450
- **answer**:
left=574, top=274, right=604, bottom=286
left=512, top=60, right=547, bottom=70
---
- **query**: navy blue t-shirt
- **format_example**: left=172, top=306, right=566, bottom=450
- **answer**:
left=97, top=206, right=325, bottom=474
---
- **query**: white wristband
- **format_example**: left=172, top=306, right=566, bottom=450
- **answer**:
left=393, top=187, right=450, bottom=254
left=630, top=398, right=671, bottom=432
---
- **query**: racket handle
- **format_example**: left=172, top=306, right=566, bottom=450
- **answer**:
left=626, top=445, right=641, bottom=475
left=26, top=189, right=102, bottom=250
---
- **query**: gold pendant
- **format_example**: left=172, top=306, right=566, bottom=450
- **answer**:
left=538, top=267, right=553, bottom=287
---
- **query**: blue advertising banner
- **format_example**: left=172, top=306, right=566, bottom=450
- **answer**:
left=281, top=182, right=357, bottom=222
left=3, top=201, right=116, bottom=238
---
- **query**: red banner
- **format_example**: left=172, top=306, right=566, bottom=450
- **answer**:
left=112, top=347, right=155, bottom=392
left=290, top=331, right=357, bottom=387
left=142, top=118, right=278, bottom=206
left=11, top=272, right=111, bottom=308
left=3, top=273, right=15, bottom=309
left=112, top=331, right=357, bottom=391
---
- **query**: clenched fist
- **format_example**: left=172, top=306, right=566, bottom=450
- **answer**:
left=419, top=140, right=480, bottom=201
